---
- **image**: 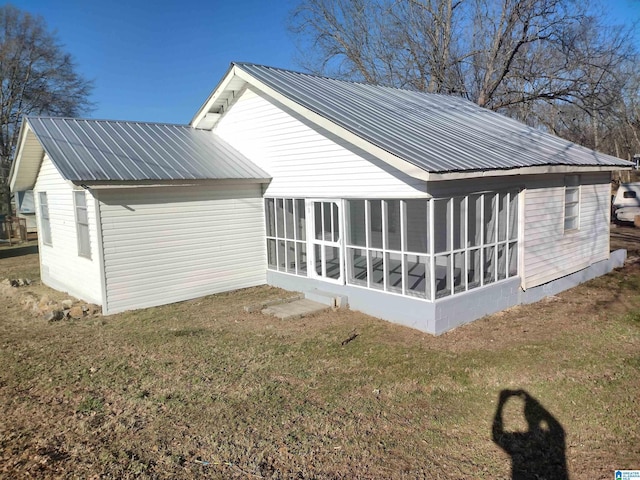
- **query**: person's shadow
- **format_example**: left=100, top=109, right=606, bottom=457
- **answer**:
left=492, top=389, right=569, bottom=480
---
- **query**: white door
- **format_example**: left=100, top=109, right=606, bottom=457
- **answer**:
left=309, top=200, right=343, bottom=283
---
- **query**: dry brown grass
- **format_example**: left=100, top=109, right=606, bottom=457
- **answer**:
left=0, top=231, right=639, bottom=479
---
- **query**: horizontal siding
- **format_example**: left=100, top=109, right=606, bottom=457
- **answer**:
left=214, top=87, right=427, bottom=198
left=33, top=155, right=103, bottom=304
left=523, top=173, right=610, bottom=288
left=98, top=184, right=266, bottom=314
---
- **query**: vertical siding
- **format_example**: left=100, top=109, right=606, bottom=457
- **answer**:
left=33, top=155, right=103, bottom=304
left=522, top=173, right=611, bottom=288
left=214, top=87, right=427, bottom=198
left=98, top=183, right=266, bottom=314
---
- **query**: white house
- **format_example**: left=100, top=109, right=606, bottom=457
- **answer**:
left=9, top=63, right=632, bottom=334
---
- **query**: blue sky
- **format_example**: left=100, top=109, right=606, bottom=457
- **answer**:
left=9, top=0, right=640, bottom=125
left=12, top=0, right=298, bottom=124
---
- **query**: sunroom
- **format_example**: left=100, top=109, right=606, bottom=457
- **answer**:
left=265, top=189, right=520, bottom=304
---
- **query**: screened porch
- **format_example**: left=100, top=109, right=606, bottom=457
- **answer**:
left=265, top=191, right=520, bottom=303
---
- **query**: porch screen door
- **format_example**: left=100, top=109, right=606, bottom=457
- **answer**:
left=310, top=200, right=343, bottom=283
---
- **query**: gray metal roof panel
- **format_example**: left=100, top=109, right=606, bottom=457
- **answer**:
left=26, top=116, right=270, bottom=182
left=235, top=63, right=631, bottom=172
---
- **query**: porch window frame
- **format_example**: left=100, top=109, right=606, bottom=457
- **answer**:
left=265, top=197, right=308, bottom=277
left=345, top=190, right=520, bottom=302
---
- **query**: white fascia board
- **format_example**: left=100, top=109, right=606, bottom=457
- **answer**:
left=428, top=164, right=631, bottom=181
left=78, top=178, right=270, bottom=189
left=190, top=64, right=240, bottom=129
left=233, top=68, right=433, bottom=182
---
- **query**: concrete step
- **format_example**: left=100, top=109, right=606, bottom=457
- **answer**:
left=262, top=298, right=330, bottom=320
left=304, top=289, right=348, bottom=308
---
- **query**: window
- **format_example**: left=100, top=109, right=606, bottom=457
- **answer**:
left=345, top=191, right=519, bottom=301
left=74, top=191, right=91, bottom=258
left=623, top=191, right=637, bottom=199
left=564, top=175, right=580, bottom=232
left=265, top=198, right=307, bottom=276
left=38, top=192, right=52, bottom=246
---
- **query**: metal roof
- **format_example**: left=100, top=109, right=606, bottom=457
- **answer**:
left=232, top=63, right=631, bottom=173
left=26, top=116, right=270, bottom=182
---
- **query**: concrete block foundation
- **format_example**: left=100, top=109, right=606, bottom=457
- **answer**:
left=266, top=250, right=627, bottom=335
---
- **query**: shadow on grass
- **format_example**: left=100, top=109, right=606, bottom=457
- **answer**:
left=492, top=389, right=568, bottom=480
left=0, top=244, right=38, bottom=259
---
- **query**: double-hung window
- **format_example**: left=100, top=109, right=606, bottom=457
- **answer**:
left=39, top=192, right=52, bottom=246
left=74, top=191, right=91, bottom=258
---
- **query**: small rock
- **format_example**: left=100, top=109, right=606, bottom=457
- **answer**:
left=84, top=304, right=101, bottom=316
left=63, top=309, right=71, bottom=319
left=38, top=295, right=51, bottom=309
left=69, top=306, right=84, bottom=318
left=45, top=310, right=64, bottom=322
left=61, top=299, right=74, bottom=309
left=22, top=278, right=32, bottom=286
left=10, top=279, right=19, bottom=287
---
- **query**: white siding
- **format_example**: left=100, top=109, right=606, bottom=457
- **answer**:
left=214, top=87, right=427, bottom=198
left=98, top=183, right=266, bottom=314
left=522, top=173, right=611, bottom=288
left=33, top=155, right=103, bottom=304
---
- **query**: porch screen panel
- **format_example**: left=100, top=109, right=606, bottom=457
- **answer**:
left=285, top=199, right=295, bottom=239
left=508, top=192, right=518, bottom=241
left=369, top=200, right=383, bottom=249
left=265, top=198, right=308, bottom=276
left=295, top=199, right=306, bottom=241
left=276, top=199, right=284, bottom=238
left=348, top=200, right=366, bottom=247
left=386, top=200, right=401, bottom=251
left=405, top=200, right=429, bottom=253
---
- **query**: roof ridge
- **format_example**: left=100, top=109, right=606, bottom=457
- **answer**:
left=233, top=62, right=478, bottom=105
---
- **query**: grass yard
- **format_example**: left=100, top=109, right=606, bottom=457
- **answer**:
left=0, top=230, right=639, bottom=479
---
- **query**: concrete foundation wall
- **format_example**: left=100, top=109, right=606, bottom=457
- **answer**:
left=267, top=249, right=627, bottom=335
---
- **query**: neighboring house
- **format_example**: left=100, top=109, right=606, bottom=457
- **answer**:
left=15, top=190, right=37, bottom=233
left=9, top=63, right=632, bottom=334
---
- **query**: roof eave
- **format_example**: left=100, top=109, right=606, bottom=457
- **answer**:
left=190, top=63, right=241, bottom=129
left=428, top=164, right=630, bottom=181
left=77, top=177, right=272, bottom=189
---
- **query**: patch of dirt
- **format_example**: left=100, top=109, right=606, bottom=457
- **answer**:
left=611, top=223, right=640, bottom=257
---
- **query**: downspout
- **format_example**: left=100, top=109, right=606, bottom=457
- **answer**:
left=89, top=188, right=109, bottom=314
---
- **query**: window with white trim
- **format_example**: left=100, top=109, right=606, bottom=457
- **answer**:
left=74, top=191, right=91, bottom=258
left=564, top=175, right=580, bottom=232
left=265, top=198, right=307, bottom=276
left=38, top=192, right=52, bottom=246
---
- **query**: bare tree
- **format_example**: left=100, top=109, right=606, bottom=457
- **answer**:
left=0, top=5, right=93, bottom=214
left=290, top=0, right=638, bottom=157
